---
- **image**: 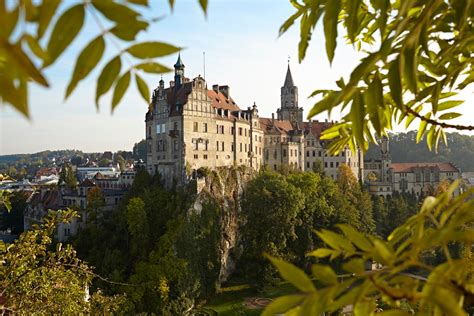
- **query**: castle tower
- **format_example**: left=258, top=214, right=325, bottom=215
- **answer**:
left=380, top=136, right=391, bottom=182
left=278, top=63, right=303, bottom=126
left=174, top=52, right=185, bottom=87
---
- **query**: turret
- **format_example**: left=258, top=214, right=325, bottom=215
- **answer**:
left=279, top=63, right=303, bottom=126
left=174, top=52, right=185, bottom=88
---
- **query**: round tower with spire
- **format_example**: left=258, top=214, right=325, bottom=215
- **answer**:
left=278, top=62, right=303, bottom=126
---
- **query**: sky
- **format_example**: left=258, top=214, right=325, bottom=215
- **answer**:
left=1, top=0, right=472, bottom=155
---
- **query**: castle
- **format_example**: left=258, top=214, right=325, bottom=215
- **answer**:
left=364, top=137, right=461, bottom=197
left=145, top=54, right=364, bottom=186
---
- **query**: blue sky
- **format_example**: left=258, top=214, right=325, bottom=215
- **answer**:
left=1, top=0, right=472, bottom=155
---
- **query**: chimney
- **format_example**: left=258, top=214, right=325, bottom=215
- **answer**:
left=325, top=118, right=328, bottom=123
left=212, top=84, right=219, bottom=93
left=219, top=85, right=230, bottom=98
left=272, top=113, right=275, bottom=123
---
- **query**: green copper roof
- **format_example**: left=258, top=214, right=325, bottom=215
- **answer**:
left=174, top=53, right=185, bottom=68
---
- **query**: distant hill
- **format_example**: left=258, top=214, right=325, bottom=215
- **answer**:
left=365, top=131, right=474, bottom=172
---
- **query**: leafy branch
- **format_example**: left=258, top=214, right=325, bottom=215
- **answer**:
left=280, top=0, right=474, bottom=153
left=264, top=182, right=474, bottom=315
left=0, top=0, right=208, bottom=118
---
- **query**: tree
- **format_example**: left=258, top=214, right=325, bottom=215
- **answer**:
left=280, top=0, right=473, bottom=153
left=240, top=171, right=305, bottom=285
left=133, top=140, right=147, bottom=161
left=126, top=197, right=148, bottom=258
left=0, top=209, right=124, bottom=314
left=337, top=164, right=375, bottom=233
left=59, top=163, right=78, bottom=188
left=0, top=191, right=27, bottom=234
left=0, top=0, right=207, bottom=118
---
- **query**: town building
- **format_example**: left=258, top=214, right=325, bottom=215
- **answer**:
left=145, top=54, right=364, bottom=186
left=364, top=137, right=461, bottom=197
left=23, top=169, right=135, bottom=242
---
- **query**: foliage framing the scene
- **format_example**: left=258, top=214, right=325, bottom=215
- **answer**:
left=264, top=182, right=474, bottom=315
left=281, top=0, right=473, bottom=153
left=0, top=0, right=207, bottom=117
left=0, top=209, right=124, bottom=314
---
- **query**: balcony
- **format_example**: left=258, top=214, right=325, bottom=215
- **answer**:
left=169, top=129, right=180, bottom=138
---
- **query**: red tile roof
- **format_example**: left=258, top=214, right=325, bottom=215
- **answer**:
left=207, top=89, right=240, bottom=111
left=259, top=118, right=293, bottom=135
left=391, top=162, right=459, bottom=173
left=303, top=121, right=331, bottom=137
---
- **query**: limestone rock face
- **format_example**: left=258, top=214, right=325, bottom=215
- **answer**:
left=191, top=167, right=254, bottom=285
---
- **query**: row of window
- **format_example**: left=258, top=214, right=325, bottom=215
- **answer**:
left=192, top=122, right=262, bottom=141
left=192, top=139, right=262, bottom=155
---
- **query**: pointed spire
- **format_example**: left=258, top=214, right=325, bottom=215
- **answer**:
left=284, top=63, right=294, bottom=87
left=174, top=51, right=184, bottom=68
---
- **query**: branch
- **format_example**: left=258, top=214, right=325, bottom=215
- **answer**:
left=404, top=106, right=474, bottom=131
left=62, top=263, right=140, bottom=287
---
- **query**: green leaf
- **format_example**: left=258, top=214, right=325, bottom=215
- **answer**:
left=136, top=62, right=172, bottom=73
left=112, top=71, right=131, bottom=112
left=342, top=258, right=365, bottom=274
left=96, top=56, right=122, bottom=107
left=44, top=4, right=85, bottom=67
left=0, top=5, right=19, bottom=40
left=198, top=0, right=208, bottom=15
left=372, top=239, right=394, bottom=265
left=2, top=42, right=49, bottom=87
left=23, top=34, right=47, bottom=60
left=307, top=91, right=340, bottom=118
left=336, top=224, right=372, bottom=251
left=437, top=100, right=464, bottom=111
left=127, top=0, right=148, bottom=6
left=346, top=0, right=361, bottom=42
left=401, top=34, right=419, bottom=94
left=431, top=81, right=440, bottom=114
left=0, top=76, right=28, bottom=118
left=438, top=112, right=462, bottom=120
left=388, top=58, right=403, bottom=107
left=262, top=295, right=304, bottom=316
left=416, top=114, right=430, bottom=143
left=135, top=73, right=150, bottom=103
left=92, top=0, right=139, bottom=23
left=279, top=9, right=303, bottom=36
left=306, top=248, right=335, bottom=258
left=111, top=20, right=149, bottom=41
left=37, top=0, right=60, bottom=39
left=311, top=264, right=338, bottom=285
left=298, top=7, right=323, bottom=62
left=126, top=42, right=180, bottom=59
left=66, top=35, right=105, bottom=99
left=323, top=0, right=341, bottom=64
left=265, top=254, right=316, bottom=293
left=350, top=93, right=366, bottom=150
left=354, top=300, right=376, bottom=316
left=316, top=229, right=355, bottom=254
left=426, top=125, right=436, bottom=151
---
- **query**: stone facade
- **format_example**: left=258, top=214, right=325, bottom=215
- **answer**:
left=145, top=55, right=364, bottom=186
left=364, top=137, right=461, bottom=197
